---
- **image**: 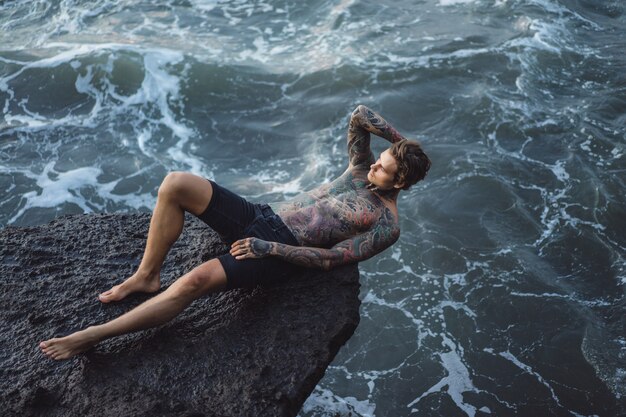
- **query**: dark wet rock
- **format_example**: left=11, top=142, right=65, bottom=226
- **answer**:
left=0, top=213, right=361, bottom=417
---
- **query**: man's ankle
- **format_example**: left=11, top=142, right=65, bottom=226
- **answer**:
left=84, top=326, right=104, bottom=344
left=136, top=267, right=160, bottom=280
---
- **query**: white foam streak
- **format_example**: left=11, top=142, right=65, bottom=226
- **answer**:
left=8, top=162, right=98, bottom=223
left=248, top=164, right=307, bottom=197
left=407, top=336, right=478, bottom=417
left=187, top=0, right=218, bottom=13
left=2, top=42, right=211, bottom=178
left=494, top=350, right=571, bottom=412
left=301, top=386, right=375, bottom=417
left=439, top=0, right=477, bottom=6
left=7, top=162, right=158, bottom=224
left=362, top=290, right=435, bottom=347
left=485, top=129, right=604, bottom=249
left=439, top=300, right=477, bottom=318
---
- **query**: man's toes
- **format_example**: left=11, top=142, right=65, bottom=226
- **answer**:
left=40, top=340, right=56, bottom=352
left=99, top=293, right=114, bottom=302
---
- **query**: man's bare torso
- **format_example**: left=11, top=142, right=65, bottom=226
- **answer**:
left=230, top=105, right=406, bottom=271
left=270, top=167, right=399, bottom=249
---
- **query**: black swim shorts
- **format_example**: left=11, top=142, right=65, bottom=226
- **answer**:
left=195, top=179, right=304, bottom=289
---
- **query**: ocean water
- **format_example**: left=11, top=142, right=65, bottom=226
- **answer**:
left=1, top=0, right=625, bottom=415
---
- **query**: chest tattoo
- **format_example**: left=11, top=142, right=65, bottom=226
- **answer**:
left=276, top=171, right=397, bottom=247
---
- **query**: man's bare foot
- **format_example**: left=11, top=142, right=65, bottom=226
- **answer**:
left=39, top=327, right=100, bottom=360
left=98, top=270, right=161, bottom=303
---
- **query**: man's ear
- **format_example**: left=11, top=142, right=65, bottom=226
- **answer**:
left=393, top=182, right=405, bottom=189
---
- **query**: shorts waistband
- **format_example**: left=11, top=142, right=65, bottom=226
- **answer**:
left=255, top=204, right=299, bottom=246
left=259, top=204, right=274, bottom=218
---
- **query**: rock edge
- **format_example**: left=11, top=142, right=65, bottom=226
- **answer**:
left=0, top=213, right=361, bottom=417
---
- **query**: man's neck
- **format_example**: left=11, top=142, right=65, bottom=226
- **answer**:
left=366, top=183, right=400, bottom=203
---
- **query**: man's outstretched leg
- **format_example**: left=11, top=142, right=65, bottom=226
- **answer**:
left=40, top=259, right=228, bottom=360
left=99, top=172, right=214, bottom=303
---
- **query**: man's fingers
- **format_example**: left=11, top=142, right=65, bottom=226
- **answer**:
left=230, top=247, right=246, bottom=256
left=231, top=238, right=252, bottom=248
left=231, top=241, right=244, bottom=252
left=231, top=238, right=258, bottom=259
left=230, top=245, right=245, bottom=254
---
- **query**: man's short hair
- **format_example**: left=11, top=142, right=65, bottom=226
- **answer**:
left=389, top=140, right=431, bottom=190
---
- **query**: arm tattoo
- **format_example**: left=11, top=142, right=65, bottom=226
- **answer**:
left=271, top=222, right=400, bottom=270
left=347, top=105, right=406, bottom=167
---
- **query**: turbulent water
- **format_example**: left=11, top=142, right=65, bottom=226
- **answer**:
left=1, top=0, right=625, bottom=415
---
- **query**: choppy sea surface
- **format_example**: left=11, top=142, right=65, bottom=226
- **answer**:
left=1, top=0, right=625, bottom=415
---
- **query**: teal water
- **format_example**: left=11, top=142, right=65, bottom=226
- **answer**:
left=1, top=0, right=625, bottom=415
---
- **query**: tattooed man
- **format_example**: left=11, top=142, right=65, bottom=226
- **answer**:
left=40, top=105, right=431, bottom=360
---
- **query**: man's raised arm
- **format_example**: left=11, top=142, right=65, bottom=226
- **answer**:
left=348, top=104, right=407, bottom=167
left=230, top=222, right=400, bottom=271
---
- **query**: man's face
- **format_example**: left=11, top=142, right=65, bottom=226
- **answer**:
left=367, top=149, right=400, bottom=190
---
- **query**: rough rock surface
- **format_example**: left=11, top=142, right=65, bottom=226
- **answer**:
left=0, top=213, right=361, bottom=417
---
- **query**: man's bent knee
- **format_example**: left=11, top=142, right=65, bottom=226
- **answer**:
left=158, top=172, right=213, bottom=215
left=158, top=171, right=188, bottom=199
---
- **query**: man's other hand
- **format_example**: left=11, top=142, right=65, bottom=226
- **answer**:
left=230, top=237, right=273, bottom=260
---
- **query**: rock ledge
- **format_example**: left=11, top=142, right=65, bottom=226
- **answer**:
left=0, top=213, right=361, bottom=417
